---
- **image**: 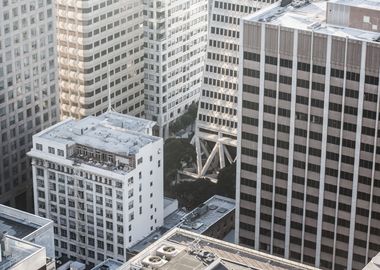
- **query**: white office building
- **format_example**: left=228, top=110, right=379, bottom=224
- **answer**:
left=193, top=0, right=278, bottom=177
left=28, top=111, right=164, bottom=267
left=143, top=0, right=208, bottom=137
left=0, top=0, right=59, bottom=211
left=57, top=0, right=145, bottom=119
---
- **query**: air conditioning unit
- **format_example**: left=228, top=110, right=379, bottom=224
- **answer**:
left=142, top=256, right=168, bottom=268
left=156, top=245, right=182, bottom=259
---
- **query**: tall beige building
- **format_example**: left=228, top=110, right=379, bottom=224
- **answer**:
left=57, top=0, right=145, bottom=119
left=236, top=1, right=380, bottom=270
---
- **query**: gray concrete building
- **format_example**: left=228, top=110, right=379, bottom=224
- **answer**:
left=236, top=1, right=380, bottom=270
left=0, top=0, right=59, bottom=211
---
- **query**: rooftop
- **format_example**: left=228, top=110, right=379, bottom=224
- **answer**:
left=163, top=209, right=188, bottom=230
left=0, top=204, right=50, bottom=239
left=246, top=0, right=380, bottom=43
left=179, top=195, right=235, bottom=234
left=125, top=228, right=320, bottom=270
left=128, top=209, right=188, bottom=254
left=0, top=235, right=45, bottom=270
left=0, top=216, right=37, bottom=239
left=37, top=111, right=160, bottom=157
left=92, top=259, right=124, bottom=270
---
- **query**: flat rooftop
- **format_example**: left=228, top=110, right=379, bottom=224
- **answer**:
left=0, top=236, right=45, bottom=270
left=128, top=209, right=187, bottom=253
left=246, top=0, right=380, bottom=42
left=0, top=216, right=37, bottom=239
left=125, top=228, right=319, bottom=270
left=38, top=111, right=159, bottom=157
left=179, top=195, right=235, bottom=234
left=163, top=209, right=187, bottom=230
left=0, top=204, right=49, bottom=239
left=92, top=259, right=124, bottom=270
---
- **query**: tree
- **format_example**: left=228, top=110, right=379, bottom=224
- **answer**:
left=169, top=102, right=198, bottom=134
left=172, top=162, right=236, bottom=209
left=216, top=162, right=236, bottom=198
left=164, top=138, right=196, bottom=192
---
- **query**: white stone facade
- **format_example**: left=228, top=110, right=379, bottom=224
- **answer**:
left=28, top=112, right=164, bottom=267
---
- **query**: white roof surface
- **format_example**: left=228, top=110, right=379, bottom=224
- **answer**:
left=38, top=111, right=159, bottom=156
left=246, top=0, right=380, bottom=42
left=179, top=195, right=235, bottom=234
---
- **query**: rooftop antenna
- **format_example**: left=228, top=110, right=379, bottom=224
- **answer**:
left=107, top=64, right=114, bottom=112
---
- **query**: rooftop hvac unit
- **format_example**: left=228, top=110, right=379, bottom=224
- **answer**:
left=156, top=245, right=182, bottom=259
left=142, top=256, right=168, bottom=268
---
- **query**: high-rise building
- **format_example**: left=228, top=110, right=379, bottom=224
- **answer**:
left=193, top=0, right=278, bottom=177
left=28, top=111, right=164, bottom=267
left=143, top=0, right=208, bottom=137
left=57, top=0, right=145, bottom=119
left=236, top=1, right=380, bottom=270
left=0, top=0, right=59, bottom=211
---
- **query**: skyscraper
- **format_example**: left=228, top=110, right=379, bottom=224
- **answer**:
left=193, top=0, right=278, bottom=177
left=236, top=1, right=380, bottom=269
left=57, top=0, right=145, bottom=119
left=0, top=0, right=59, bottom=211
left=28, top=111, right=164, bottom=267
left=143, top=0, right=208, bottom=137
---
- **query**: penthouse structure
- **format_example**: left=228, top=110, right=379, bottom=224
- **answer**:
left=28, top=111, right=164, bottom=267
left=57, top=0, right=145, bottom=118
left=236, top=0, right=380, bottom=270
left=193, top=0, right=278, bottom=177
left=143, top=0, right=208, bottom=137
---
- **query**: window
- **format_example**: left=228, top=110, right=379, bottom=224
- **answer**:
left=57, top=149, right=64, bottom=156
left=48, top=147, right=55, bottom=154
left=36, top=143, right=43, bottom=151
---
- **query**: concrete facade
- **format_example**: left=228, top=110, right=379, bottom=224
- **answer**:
left=236, top=1, right=380, bottom=270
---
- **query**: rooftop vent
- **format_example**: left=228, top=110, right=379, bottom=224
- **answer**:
left=280, top=0, right=292, bottom=7
left=156, top=245, right=182, bottom=259
left=208, top=204, right=217, bottom=210
left=142, top=256, right=168, bottom=268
